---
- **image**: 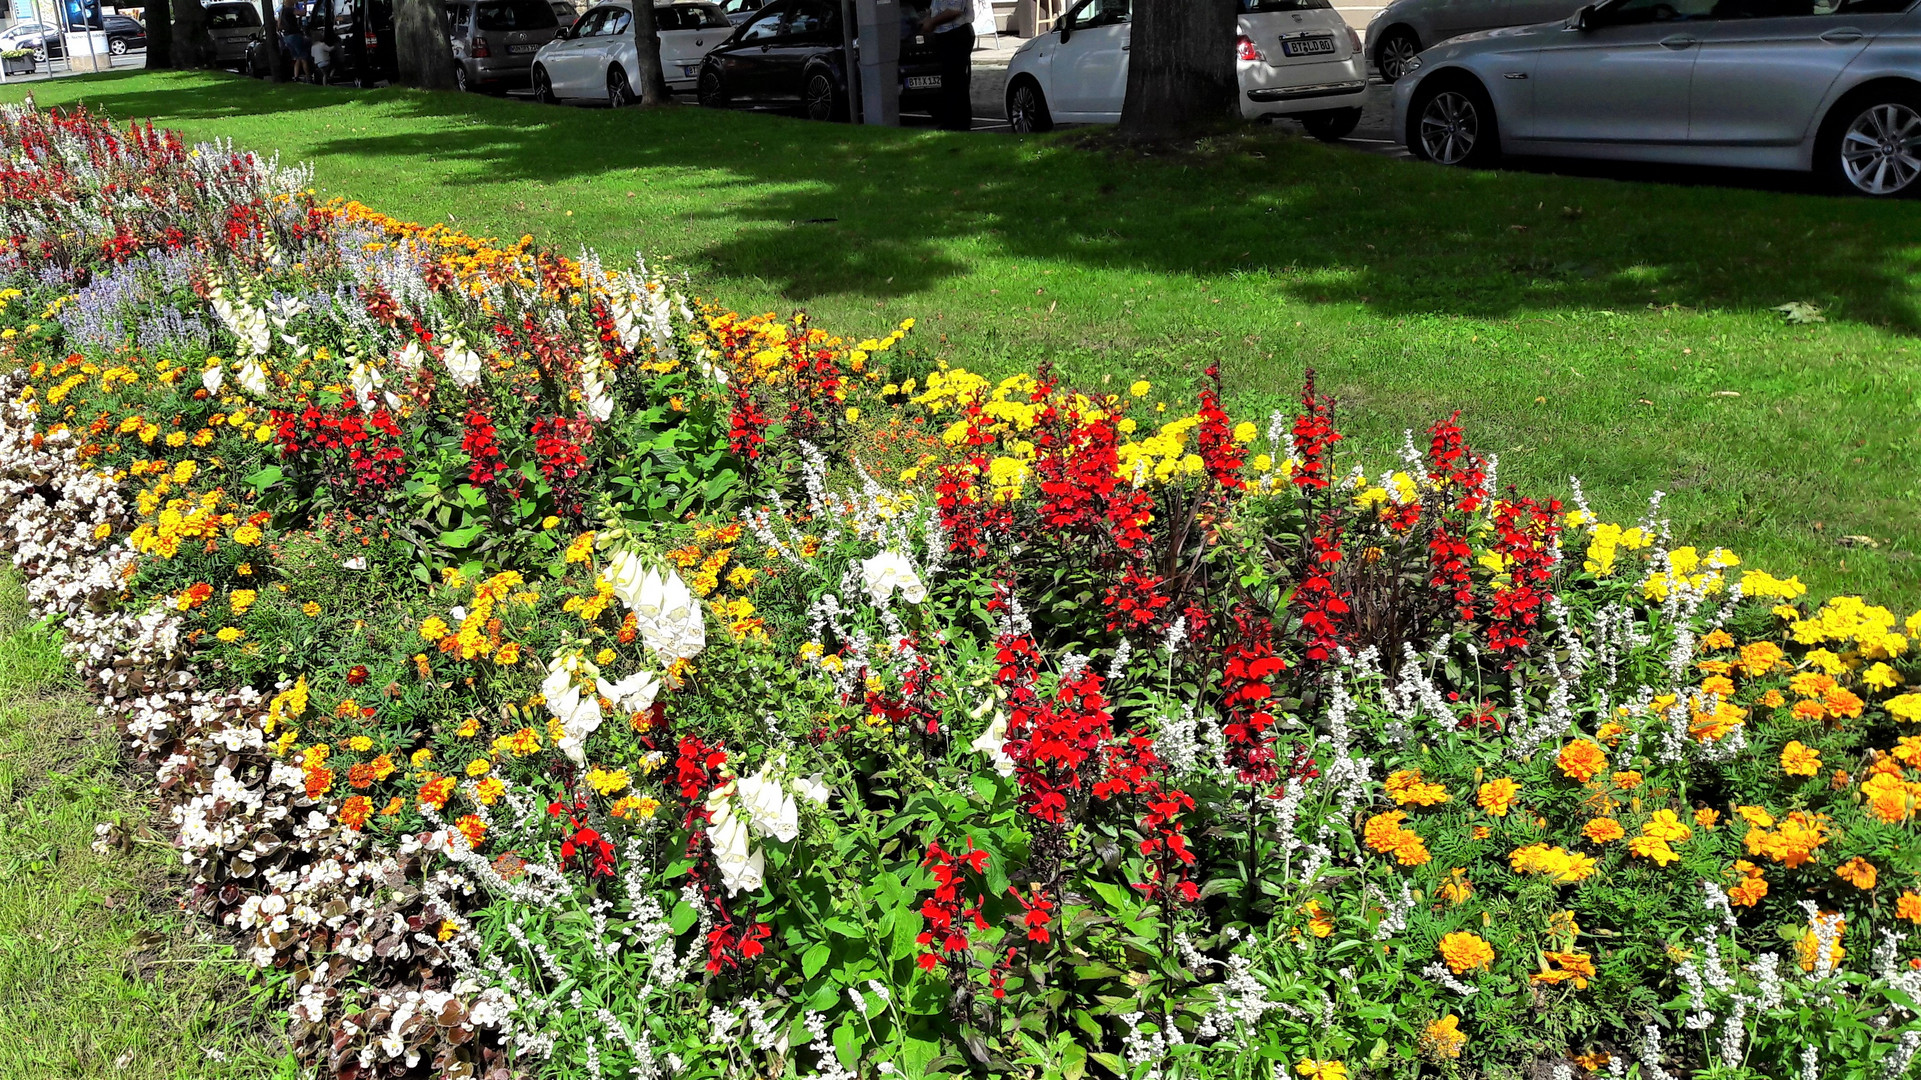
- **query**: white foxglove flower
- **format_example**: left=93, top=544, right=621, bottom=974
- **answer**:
left=971, top=711, right=1015, bottom=777
left=860, top=550, right=926, bottom=607
left=235, top=359, right=270, bottom=397
left=633, top=567, right=705, bottom=664
left=201, top=363, right=223, bottom=396
left=542, top=654, right=604, bottom=765
left=394, top=339, right=424, bottom=373
left=596, top=668, right=660, bottom=715
left=604, top=550, right=650, bottom=609
left=442, top=338, right=482, bottom=389
left=791, top=774, right=832, bottom=805
left=705, top=785, right=764, bottom=896
left=735, top=764, right=799, bottom=843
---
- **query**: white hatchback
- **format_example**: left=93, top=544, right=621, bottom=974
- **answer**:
left=1004, top=0, right=1370, bottom=139
left=532, top=0, right=732, bottom=104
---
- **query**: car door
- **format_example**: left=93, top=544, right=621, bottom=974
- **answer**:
left=1053, top=0, right=1131, bottom=120
left=593, top=5, right=632, bottom=90
left=446, top=2, right=473, bottom=67
left=1529, top=0, right=1714, bottom=143
left=758, top=0, right=835, bottom=100
left=719, top=2, right=789, bottom=98
left=1687, top=0, right=1907, bottom=146
left=548, top=6, right=607, bottom=92
left=1429, top=0, right=1514, bottom=37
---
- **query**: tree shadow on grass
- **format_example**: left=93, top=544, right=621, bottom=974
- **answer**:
left=21, top=69, right=1921, bottom=329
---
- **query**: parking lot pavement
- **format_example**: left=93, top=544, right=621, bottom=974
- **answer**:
left=0, top=48, right=147, bottom=85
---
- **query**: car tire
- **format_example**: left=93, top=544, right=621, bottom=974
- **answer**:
left=697, top=64, right=728, bottom=108
left=803, top=68, right=844, bottom=122
left=1817, top=85, right=1921, bottom=199
left=609, top=66, right=637, bottom=107
left=1407, top=76, right=1500, bottom=168
left=1302, top=107, right=1362, bottom=142
left=109, top=37, right=128, bottom=55
left=1007, top=77, right=1052, bottom=134
left=532, top=66, right=558, bottom=104
left=1375, top=26, right=1420, bottom=83
left=31, top=47, right=46, bottom=64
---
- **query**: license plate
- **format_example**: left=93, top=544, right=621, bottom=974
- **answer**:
left=905, top=75, right=940, bottom=89
left=682, top=64, right=699, bottom=76
left=507, top=43, right=537, bottom=53
left=1280, top=36, right=1335, bottom=57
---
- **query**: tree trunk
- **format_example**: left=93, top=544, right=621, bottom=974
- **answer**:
left=259, top=0, right=289, bottom=80
left=145, top=0, right=174, bottom=67
left=1118, top=0, right=1238, bottom=139
left=393, top=0, right=455, bottom=89
left=169, top=0, right=212, bottom=67
left=628, top=0, right=671, bottom=105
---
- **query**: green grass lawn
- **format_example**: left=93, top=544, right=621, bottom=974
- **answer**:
left=6, top=69, right=1918, bottom=605
left=0, top=573, right=290, bottom=1080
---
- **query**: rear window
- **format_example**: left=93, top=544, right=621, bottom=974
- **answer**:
left=1239, top=0, right=1332, bottom=9
left=475, top=0, right=558, bottom=28
left=207, top=4, right=264, bottom=26
left=657, top=2, right=729, bottom=28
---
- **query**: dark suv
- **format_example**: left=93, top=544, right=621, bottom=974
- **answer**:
left=694, top=0, right=940, bottom=121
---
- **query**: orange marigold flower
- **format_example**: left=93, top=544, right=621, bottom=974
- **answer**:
left=1583, top=817, right=1625, bottom=844
left=417, top=773, right=456, bottom=810
left=1477, top=777, right=1521, bottom=817
left=338, top=795, right=373, bottom=829
left=1728, top=875, right=1768, bottom=907
left=1438, top=931, right=1495, bottom=975
left=1738, top=641, right=1786, bottom=677
left=1758, top=689, right=1786, bottom=708
left=1471, top=824, right=1491, bottom=840
left=1789, top=672, right=1836, bottom=698
left=1701, top=629, right=1736, bottom=650
left=1780, top=740, right=1821, bottom=777
left=455, top=814, right=488, bottom=850
left=1897, top=892, right=1921, bottom=924
left=1386, top=769, right=1451, bottom=807
left=1611, top=770, right=1644, bottom=791
left=1420, top=1014, right=1466, bottom=1061
left=1627, top=835, right=1680, bottom=866
left=1557, top=739, right=1608, bottom=783
left=1694, top=808, right=1720, bottom=830
left=1835, top=856, right=1877, bottom=890
left=1439, top=868, right=1473, bottom=905
left=1823, top=685, right=1864, bottom=719
left=1791, top=699, right=1828, bottom=722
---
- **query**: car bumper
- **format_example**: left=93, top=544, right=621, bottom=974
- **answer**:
left=1240, top=58, right=1369, bottom=117
left=473, top=55, right=536, bottom=81
left=1390, top=73, right=1420, bottom=147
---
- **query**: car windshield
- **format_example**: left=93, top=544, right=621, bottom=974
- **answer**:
left=658, top=2, right=729, bottom=28
left=476, top=0, right=559, bottom=28
left=1240, top=0, right=1332, bottom=8
left=208, top=4, right=264, bottom=26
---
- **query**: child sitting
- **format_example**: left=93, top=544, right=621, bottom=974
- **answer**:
left=309, top=38, right=333, bottom=84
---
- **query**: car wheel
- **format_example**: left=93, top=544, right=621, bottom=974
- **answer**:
left=31, top=47, right=46, bottom=63
left=1301, top=107, right=1362, bottom=142
left=456, top=64, right=472, bottom=92
left=109, top=37, right=128, bottom=55
left=609, top=66, right=637, bottom=106
left=533, top=66, right=558, bottom=104
left=1409, top=78, right=1499, bottom=168
left=697, top=65, right=728, bottom=108
left=1820, top=89, right=1921, bottom=198
left=1375, top=27, right=1420, bottom=83
left=803, top=69, right=844, bottom=122
left=1007, top=78, right=1052, bottom=134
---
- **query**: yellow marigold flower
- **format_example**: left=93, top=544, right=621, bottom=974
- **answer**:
left=1863, top=662, right=1902, bottom=691
left=1421, top=1015, right=1466, bottom=1061
left=564, top=531, right=596, bottom=564
left=1583, top=818, right=1624, bottom=844
left=1511, top=844, right=1599, bottom=883
left=215, top=627, right=243, bottom=643
left=347, top=735, right=373, bottom=752
left=1438, top=931, right=1494, bottom=975
left=1532, top=951, right=1596, bottom=990
left=420, top=616, right=451, bottom=642
left=1835, top=856, right=1877, bottom=890
left=1611, top=770, right=1644, bottom=791
left=1794, top=913, right=1846, bottom=972
left=1476, top=777, right=1520, bottom=817
left=1627, top=835, right=1680, bottom=866
left=1439, top=868, right=1473, bottom=905
left=586, top=767, right=631, bottom=796
left=229, top=588, right=257, bottom=614
left=474, top=777, right=506, bottom=806
left=301, top=601, right=321, bottom=618
left=466, top=757, right=492, bottom=777
left=1386, top=768, right=1451, bottom=807
left=1557, top=739, right=1608, bottom=783
left=1641, top=809, right=1692, bottom=843
left=1300, top=900, right=1335, bottom=938
left=1695, top=808, right=1720, bottom=829
left=541, top=515, right=560, bottom=530
left=1295, top=1060, right=1346, bottom=1080
left=610, top=794, right=660, bottom=819
left=1781, top=740, right=1821, bottom=777
left=1129, top=380, right=1151, bottom=397
left=1891, top=693, right=1921, bottom=723
left=411, top=748, right=434, bottom=767
left=493, top=727, right=542, bottom=757
left=231, top=524, right=263, bottom=546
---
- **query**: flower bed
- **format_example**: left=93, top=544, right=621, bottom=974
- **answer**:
left=3, top=101, right=1920, bottom=1080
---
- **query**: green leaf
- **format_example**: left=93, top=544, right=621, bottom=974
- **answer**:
left=243, top=465, right=284, bottom=492
left=832, top=1020, right=862, bottom=1073
left=1062, top=1041, right=1087, bottom=1080
left=802, top=942, right=833, bottom=979
left=440, top=522, right=485, bottom=549
left=668, top=900, right=698, bottom=935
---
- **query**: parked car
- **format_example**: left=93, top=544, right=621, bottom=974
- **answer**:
left=532, top=1, right=729, bottom=102
left=204, top=0, right=262, bottom=67
left=1004, top=0, right=1370, bottom=139
left=692, top=0, right=942, bottom=120
left=1, top=21, right=67, bottom=60
left=550, top=0, right=579, bottom=19
left=446, top=0, right=563, bottom=91
left=1366, top=0, right=1579, bottom=81
left=717, top=0, right=768, bottom=23
left=1392, top=0, right=1921, bottom=196
left=102, top=13, right=147, bottom=53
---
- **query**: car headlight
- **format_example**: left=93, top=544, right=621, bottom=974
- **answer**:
left=1401, top=54, right=1423, bottom=75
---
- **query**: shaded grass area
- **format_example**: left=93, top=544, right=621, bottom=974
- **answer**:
left=0, top=573, right=291, bottom=1080
left=5, top=70, right=1918, bottom=604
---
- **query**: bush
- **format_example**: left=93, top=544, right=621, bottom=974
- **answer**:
left=3, top=101, right=1920, bottom=1080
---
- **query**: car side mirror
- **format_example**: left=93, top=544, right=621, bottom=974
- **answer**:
left=554, top=23, right=571, bottom=37
left=1058, top=19, right=1070, bottom=42
left=1572, top=3, right=1595, bottom=28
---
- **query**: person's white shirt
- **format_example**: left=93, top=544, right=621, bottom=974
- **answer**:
left=928, top=0, right=969, bottom=32
left=309, top=40, right=331, bottom=66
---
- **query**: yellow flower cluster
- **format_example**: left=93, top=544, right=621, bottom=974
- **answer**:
left=1509, top=844, right=1598, bottom=883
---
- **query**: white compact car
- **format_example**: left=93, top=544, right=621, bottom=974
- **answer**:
left=532, top=0, right=732, bottom=104
left=1004, top=0, right=1370, bottom=139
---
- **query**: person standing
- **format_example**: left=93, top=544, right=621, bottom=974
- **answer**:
left=278, top=0, right=309, bottom=80
left=919, top=0, right=974, bottom=131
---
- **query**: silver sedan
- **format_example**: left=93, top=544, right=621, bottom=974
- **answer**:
left=1391, top=0, right=1921, bottom=196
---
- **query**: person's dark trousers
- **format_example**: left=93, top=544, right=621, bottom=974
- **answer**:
left=935, top=25, right=975, bottom=130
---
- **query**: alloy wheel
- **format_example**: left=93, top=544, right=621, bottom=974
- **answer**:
left=534, top=68, right=555, bottom=104
left=697, top=67, right=726, bottom=108
left=610, top=68, right=633, bottom=106
left=110, top=38, right=128, bottom=55
left=1840, top=103, right=1921, bottom=196
left=456, top=65, right=470, bottom=92
left=1009, top=85, right=1041, bottom=134
left=1379, top=32, right=1419, bottom=82
left=1419, top=91, right=1479, bottom=166
left=805, top=73, right=836, bottom=121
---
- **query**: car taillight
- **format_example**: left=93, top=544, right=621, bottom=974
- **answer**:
left=470, top=35, right=490, bottom=56
left=1346, top=26, right=1362, bottom=52
left=364, top=30, right=378, bottom=48
left=1235, top=34, right=1264, bottom=62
